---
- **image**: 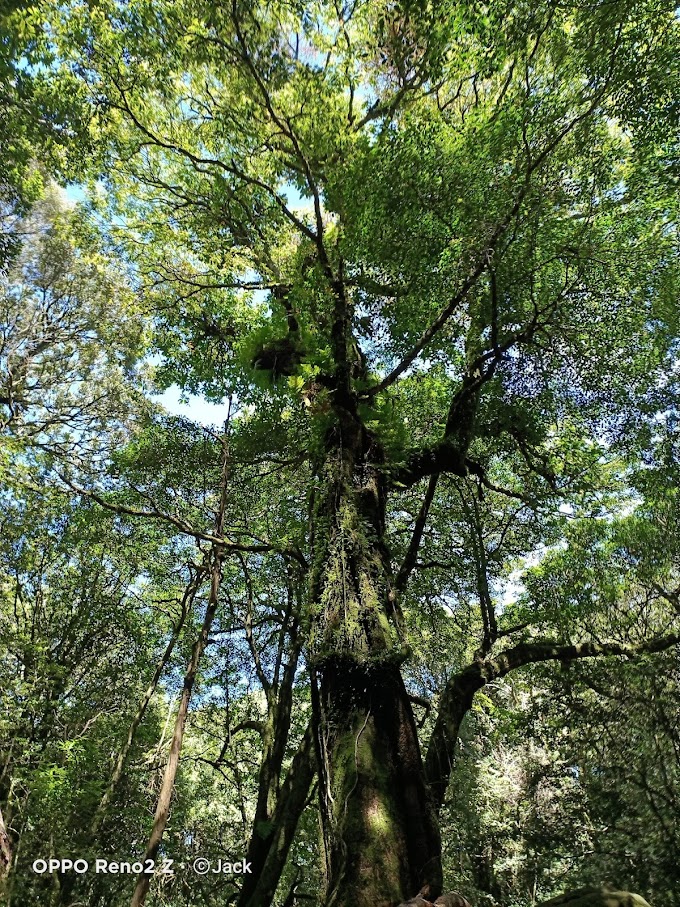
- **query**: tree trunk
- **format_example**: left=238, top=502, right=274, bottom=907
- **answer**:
left=316, top=659, right=442, bottom=907
left=129, top=558, right=218, bottom=907
left=309, top=421, right=442, bottom=907
left=130, top=410, right=232, bottom=907
left=237, top=722, right=316, bottom=907
left=91, top=574, right=196, bottom=836
left=0, top=804, right=12, bottom=883
left=237, top=619, right=304, bottom=907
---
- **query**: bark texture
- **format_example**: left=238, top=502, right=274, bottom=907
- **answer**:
left=309, top=412, right=442, bottom=907
left=318, top=659, right=442, bottom=907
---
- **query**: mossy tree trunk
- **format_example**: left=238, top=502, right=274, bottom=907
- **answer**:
left=309, top=409, right=442, bottom=907
left=315, top=660, right=443, bottom=907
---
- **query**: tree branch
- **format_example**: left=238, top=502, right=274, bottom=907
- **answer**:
left=361, top=88, right=611, bottom=400
left=425, top=631, right=680, bottom=810
left=52, top=475, right=308, bottom=566
left=107, top=69, right=318, bottom=244
left=389, top=271, right=572, bottom=491
left=395, top=475, right=439, bottom=593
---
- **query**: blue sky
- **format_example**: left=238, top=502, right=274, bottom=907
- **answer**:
left=152, top=385, right=231, bottom=426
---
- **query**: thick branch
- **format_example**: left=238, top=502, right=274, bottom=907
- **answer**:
left=425, top=632, right=680, bottom=811
left=395, top=475, right=439, bottom=593
left=392, top=440, right=468, bottom=491
left=390, top=369, right=485, bottom=490
left=390, top=276, right=571, bottom=491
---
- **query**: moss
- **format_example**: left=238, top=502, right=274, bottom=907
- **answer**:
left=307, top=445, right=408, bottom=670
left=326, top=718, right=405, bottom=906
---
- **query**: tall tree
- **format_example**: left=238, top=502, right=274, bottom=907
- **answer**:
left=4, top=1, right=680, bottom=905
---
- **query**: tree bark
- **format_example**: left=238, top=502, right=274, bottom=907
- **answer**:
left=0, top=804, right=12, bottom=883
left=316, top=658, right=442, bottom=907
left=309, top=416, right=442, bottom=907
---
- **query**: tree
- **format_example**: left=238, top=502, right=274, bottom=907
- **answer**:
left=440, top=470, right=680, bottom=907
left=0, top=485, right=183, bottom=906
left=0, top=0, right=94, bottom=270
left=3, top=1, right=680, bottom=905
left=0, top=187, right=147, bottom=453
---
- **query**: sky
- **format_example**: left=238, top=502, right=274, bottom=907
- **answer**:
left=152, top=385, right=231, bottom=426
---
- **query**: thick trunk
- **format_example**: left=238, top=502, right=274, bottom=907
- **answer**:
left=317, top=659, right=442, bottom=907
left=310, top=423, right=442, bottom=907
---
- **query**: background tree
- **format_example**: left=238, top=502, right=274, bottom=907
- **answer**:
left=0, top=0, right=94, bottom=270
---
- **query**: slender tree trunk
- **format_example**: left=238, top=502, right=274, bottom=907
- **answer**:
left=91, top=576, right=196, bottom=836
left=237, top=722, right=316, bottom=907
left=0, top=750, right=14, bottom=892
left=237, top=619, right=303, bottom=906
left=130, top=414, right=232, bottom=907
left=310, top=420, right=442, bottom=907
left=129, top=557, right=218, bottom=907
left=0, top=804, right=12, bottom=883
